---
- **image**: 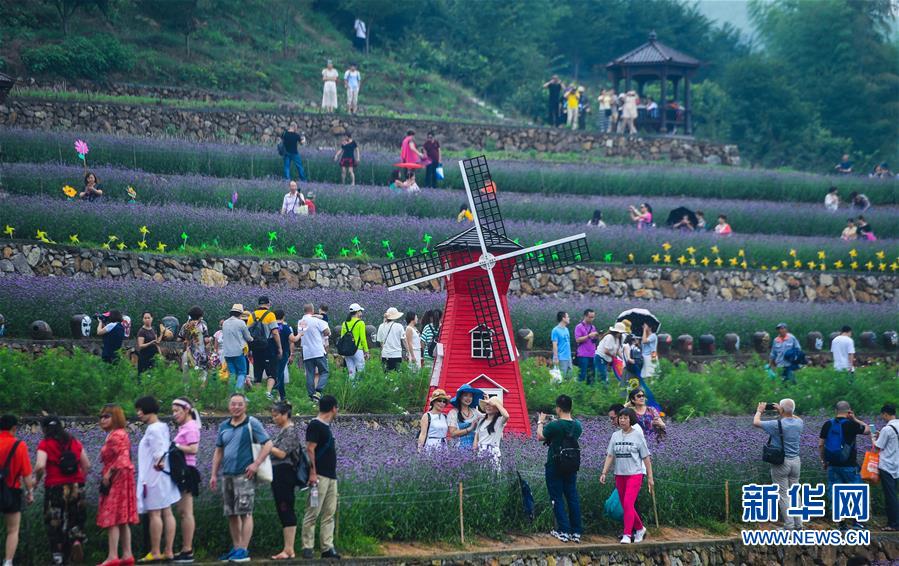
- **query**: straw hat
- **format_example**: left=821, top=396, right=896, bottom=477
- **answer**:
left=478, top=396, right=504, bottom=413
left=384, top=307, right=404, bottom=320
left=609, top=322, right=628, bottom=333
left=429, top=389, right=450, bottom=406
left=230, top=303, right=244, bottom=314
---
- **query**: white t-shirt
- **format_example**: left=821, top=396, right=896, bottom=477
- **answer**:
left=297, top=314, right=329, bottom=360
left=354, top=19, right=366, bottom=38
left=824, top=193, right=839, bottom=212
left=376, top=321, right=405, bottom=358
left=344, top=70, right=361, bottom=90
left=831, top=335, right=855, bottom=371
left=596, top=333, right=620, bottom=362
left=476, top=414, right=508, bottom=449
left=876, top=419, right=899, bottom=477
left=281, top=192, right=306, bottom=215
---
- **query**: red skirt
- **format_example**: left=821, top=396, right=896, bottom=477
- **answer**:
left=96, top=471, right=139, bottom=528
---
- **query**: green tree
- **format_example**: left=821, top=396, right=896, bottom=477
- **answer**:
left=43, top=0, right=111, bottom=36
left=135, top=0, right=204, bottom=58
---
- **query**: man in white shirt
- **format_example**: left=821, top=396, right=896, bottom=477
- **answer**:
left=595, top=322, right=626, bottom=384
left=344, top=64, right=362, bottom=115
left=353, top=18, right=366, bottom=52
left=280, top=180, right=307, bottom=216
left=376, top=307, right=405, bottom=372
left=831, top=325, right=856, bottom=372
left=292, top=303, right=331, bottom=402
left=876, top=404, right=899, bottom=530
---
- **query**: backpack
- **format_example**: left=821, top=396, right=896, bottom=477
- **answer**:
left=336, top=320, right=361, bottom=357
left=0, top=440, right=22, bottom=509
left=277, top=141, right=286, bottom=157
left=166, top=442, right=190, bottom=490
left=552, top=424, right=581, bottom=475
left=295, top=426, right=334, bottom=490
left=425, top=324, right=440, bottom=358
left=248, top=310, right=273, bottom=347
left=824, top=418, right=853, bottom=464
left=58, top=440, right=79, bottom=477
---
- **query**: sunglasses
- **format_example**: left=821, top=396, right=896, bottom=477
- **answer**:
left=635, top=394, right=646, bottom=398
left=434, top=399, right=447, bottom=404
left=99, top=414, right=111, bottom=419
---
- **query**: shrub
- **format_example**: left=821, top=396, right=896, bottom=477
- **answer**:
left=22, top=36, right=134, bottom=80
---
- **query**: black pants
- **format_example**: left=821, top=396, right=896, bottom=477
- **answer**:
left=252, top=346, right=278, bottom=383
left=271, top=464, right=297, bottom=527
left=882, top=468, right=899, bottom=529
left=549, top=99, right=560, bottom=126
left=425, top=162, right=438, bottom=188
left=382, top=357, right=402, bottom=372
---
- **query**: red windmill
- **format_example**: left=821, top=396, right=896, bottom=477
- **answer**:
left=381, top=156, right=590, bottom=435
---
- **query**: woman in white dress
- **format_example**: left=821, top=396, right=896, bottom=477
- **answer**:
left=418, top=389, right=450, bottom=451
left=322, top=60, right=339, bottom=113
left=621, top=90, right=639, bottom=135
left=134, top=396, right=181, bottom=562
left=404, top=312, right=422, bottom=371
left=473, top=396, right=510, bottom=468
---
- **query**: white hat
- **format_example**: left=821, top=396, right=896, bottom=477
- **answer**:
left=349, top=303, right=365, bottom=313
left=384, top=307, right=404, bottom=320
left=609, top=322, right=628, bottom=333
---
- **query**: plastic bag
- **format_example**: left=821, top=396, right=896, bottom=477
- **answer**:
left=549, top=367, right=562, bottom=384
left=604, top=488, right=623, bottom=521
left=861, top=450, right=880, bottom=483
left=218, top=362, right=229, bottom=382
left=435, top=164, right=445, bottom=180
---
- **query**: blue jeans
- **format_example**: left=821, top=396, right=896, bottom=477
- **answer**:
left=303, top=356, right=329, bottom=398
left=575, top=356, right=594, bottom=384
left=827, top=465, right=860, bottom=486
left=594, top=355, right=609, bottom=384
left=545, top=464, right=582, bottom=535
left=225, top=355, right=248, bottom=391
left=283, top=153, right=307, bottom=181
left=781, top=366, right=796, bottom=384
left=275, top=355, right=290, bottom=400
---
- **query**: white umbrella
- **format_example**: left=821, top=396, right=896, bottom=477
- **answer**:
left=616, top=308, right=660, bottom=333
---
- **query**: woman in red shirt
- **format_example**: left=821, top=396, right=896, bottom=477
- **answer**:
left=96, top=404, right=138, bottom=566
left=33, top=416, right=92, bottom=565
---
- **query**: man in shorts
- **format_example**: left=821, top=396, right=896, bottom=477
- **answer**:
left=210, top=394, right=272, bottom=563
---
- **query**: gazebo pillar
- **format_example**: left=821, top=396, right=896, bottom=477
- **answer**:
left=684, top=75, right=692, bottom=135
left=660, top=69, right=668, bottom=134
left=625, top=67, right=632, bottom=92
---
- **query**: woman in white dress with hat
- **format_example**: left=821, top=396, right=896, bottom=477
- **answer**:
left=418, top=389, right=451, bottom=451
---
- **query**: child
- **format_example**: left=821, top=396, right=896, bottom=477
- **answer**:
left=714, top=215, right=732, bottom=236
left=457, top=204, right=473, bottom=223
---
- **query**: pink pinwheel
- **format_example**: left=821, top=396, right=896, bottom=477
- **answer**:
left=74, top=139, right=89, bottom=157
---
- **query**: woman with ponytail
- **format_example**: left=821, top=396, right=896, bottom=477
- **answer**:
left=171, top=397, right=201, bottom=563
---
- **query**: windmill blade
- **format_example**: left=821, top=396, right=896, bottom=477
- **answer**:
left=491, top=234, right=592, bottom=280
left=380, top=248, right=478, bottom=291
left=468, top=273, right=515, bottom=366
left=460, top=156, right=506, bottom=238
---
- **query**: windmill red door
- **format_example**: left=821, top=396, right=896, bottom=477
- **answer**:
left=428, top=240, right=530, bottom=434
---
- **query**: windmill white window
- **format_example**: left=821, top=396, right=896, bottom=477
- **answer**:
left=470, top=325, right=494, bottom=359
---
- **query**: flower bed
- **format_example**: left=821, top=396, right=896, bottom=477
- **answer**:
left=6, top=163, right=899, bottom=239
left=3, top=128, right=896, bottom=203
left=2, top=195, right=896, bottom=269
left=2, top=276, right=896, bottom=348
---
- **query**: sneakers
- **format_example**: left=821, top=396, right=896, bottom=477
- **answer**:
left=218, top=549, right=236, bottom=562
left=312, top=392, right=322, bottom=403
left=265, top=392, right=275, bottom=401
left=172, top=551, right=195, bottom=563
left=620, top=535, right=632, bottom=544
left=634, top=527, right=647, bottom=543
left=321, top=548, right=341, bottom=559
left=550, top=530, right=570, bottom=542
left=229, top=548, right=250, bottom=563
left=569, top=533, right=581, bottom=544
left=301, top=549, right=314, bottom=559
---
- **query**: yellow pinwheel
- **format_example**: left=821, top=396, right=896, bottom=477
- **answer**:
left=627, top=252, right=634, bottom=263
left=714, top=257, right=723, bottom=267
left=710, top=245, right=719, bottom=255
left=865, top=261, right=874, bottom=270
left=789, top=249, right=797, bottom=257
left=686, top=246, right=696, bottom=255
left=662, top=242, right=672, bottom=251
left=781, top=260, right=789, bottom=268
left=663, top=254, right=671, bottom=263
left=69, top=234, right=80, bottom=244
left=701, top=257, right=710, bottom=266
left=139, top=226, right=150, bottom=236
left=36, top=229, right=48, bottom=240
left=849, top=249, right=858, bottom=258
left=117, top=242, right=127, bottom=251
left=876, top=250, right=886, bottom=260
left=62, top=185, right=77, bottom=198
left=3, top=225, right=14, bottom=237
left=689, top=257, right=697, bottom=266
left=651, top=253, right=661, bottom=263
left=807, top=261, right=816, bottom=270
left=677, top=255, right=687, bottom=265
left=850, top=261, right=859, bottom=270
left=834, top=260, right=844, bottom=269
left=794, top=260, right=802, bottom=268
left=740, top=260, right=748, bottom=269
left=729, top=257, right=738, bottom=267
left=817, top=250, right=826, bottom=260
left=879, top=263, right=887, bottom=272
left=157, top=242, right=167, bottom=252
left=138, top=241, right=148, bottom=250
left=737, top=249, right=745, bottom=257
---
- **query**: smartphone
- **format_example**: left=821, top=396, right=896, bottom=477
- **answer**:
left=765, top=403, right=776, bottom=411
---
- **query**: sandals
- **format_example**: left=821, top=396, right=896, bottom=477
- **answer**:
left=271, top=552, right=296, bottom=560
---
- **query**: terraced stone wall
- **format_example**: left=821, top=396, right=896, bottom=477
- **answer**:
left=0, top=98, right=740, bottom=164
left=2, top=242, right=895, bottom=303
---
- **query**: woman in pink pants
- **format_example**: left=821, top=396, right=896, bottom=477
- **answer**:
left=600, top=407, right=654, bottom=544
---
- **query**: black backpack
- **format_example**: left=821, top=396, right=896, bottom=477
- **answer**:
left=295, top=430, right=333, bottom=490
left=166, top=442, right=190, bottom=490
left=0, top=441, right=22, bottom=509
left=426, top=324, right=440, bottom=358
left=553, top=425, right=581, bottom=475
left=248, top=310, right=273, bottom=347
left=336, top=320, right=362, bottom=357
left=58, top=440, right=79, bottom=476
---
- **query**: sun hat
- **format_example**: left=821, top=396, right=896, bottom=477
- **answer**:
left=478, top=396, right=504, bottom=413
left=776, top=322, right=788, bottom=329
left=349, top=303, right=365, bottom=313
left=609, top=322, right=628, bottom=333
left=384, top=307, right=404, bottom=320
left=429, top=389, right=450, bottom=406
left=451, top=384, right=485, bottom=409
left=230, top=303, right=244, bottom=314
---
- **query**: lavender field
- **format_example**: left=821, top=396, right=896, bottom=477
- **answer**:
left=2, top=275, right=897, bottom=347
left=8, top=415, right=883, bottom=562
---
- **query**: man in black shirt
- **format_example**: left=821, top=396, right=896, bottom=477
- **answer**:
left=301, top=395, right=340, bottom=559
left=543, top=75, right=563, bottom=126
left=281, top=123, right=307, bottom=182
left=819, top=400, right=870, bottom=529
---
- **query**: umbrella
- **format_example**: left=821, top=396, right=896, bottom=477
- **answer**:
left=617, top=308, right=660, bottom=333
left=393, top=162, right=425, bottom=169
left=665, top=206, right=698, bottom=229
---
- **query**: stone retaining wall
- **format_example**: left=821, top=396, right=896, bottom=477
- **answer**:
left=0, top=98, right=740, bottom=164
left=2, top=241, right=896, bottom=303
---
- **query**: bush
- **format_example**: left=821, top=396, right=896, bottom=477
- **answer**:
left=22, top=36, right=134, bottom=80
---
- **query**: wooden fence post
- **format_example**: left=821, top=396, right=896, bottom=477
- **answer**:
left=458, top=481, right=465, bottom=544
left=725, top=480, right=730, bottom=523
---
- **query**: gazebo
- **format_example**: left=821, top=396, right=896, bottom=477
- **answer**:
left=606, top=32, right=701, bottom=135
left=0, top=72, right=14, bottom=104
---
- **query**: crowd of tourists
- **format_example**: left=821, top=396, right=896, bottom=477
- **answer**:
left=0, top=394, right=341, bottom=565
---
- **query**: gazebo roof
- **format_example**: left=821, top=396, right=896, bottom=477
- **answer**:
left=607, top=32, right=701, bottom=69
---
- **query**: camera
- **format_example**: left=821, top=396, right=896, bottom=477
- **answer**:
left=765, top=403, right=776, bottom=411
left=94, top=312, right=108, bottom=323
